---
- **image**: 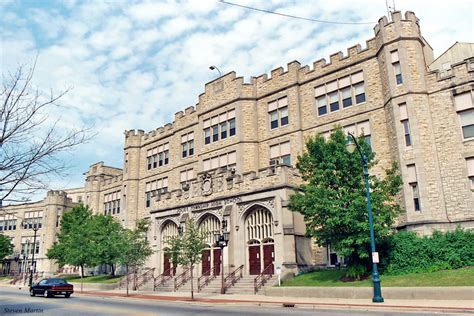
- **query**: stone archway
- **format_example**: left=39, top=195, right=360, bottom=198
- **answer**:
left=198, top=214, right=221, bottom=275
left=244, top=206, right=274, bottom=275
left=160, top=220, right=179, bottom=275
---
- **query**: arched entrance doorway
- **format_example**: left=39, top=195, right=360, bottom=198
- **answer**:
left=198, top=214, right=221, bottom=276
left=161, top=221, right=179, bottom=276
left=245, top=206, right=274, bottom=275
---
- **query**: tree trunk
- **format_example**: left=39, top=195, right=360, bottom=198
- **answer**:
left=110, top=264, right=115, bottom=277
left=190, top=264, right=194, bottom=300
left=80, top=264, right=84, bottom=293
left=126, top=265, right=129, bottom=297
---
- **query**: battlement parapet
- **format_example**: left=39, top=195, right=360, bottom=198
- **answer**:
left=425, top=58, right=474, bottom=91
left=151, top=165, right=301, bottom=212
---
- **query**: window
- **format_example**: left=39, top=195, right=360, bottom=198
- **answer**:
left=23, top=211, right=43, bottom=229
left=407, top=164, right=421, bottom=211
left=467, top=158, right=474, bottom=190
left=147, top=143, right=169, bottom=170
left=180, top=169, right=194, bottom=184
left=0, top=214, right=16, bottom=231
left=329, top=92, right=339, bottom=112
left=104, top=190, right=121, bottom=215
left=270, top=141, right=291, bottom=166
left=315, top=71, right=365, bottom=117
left=316, top=96, right=327, bottom=116
left=391, top=51, right=403, bottom=85
left=454, top=92, right=474, bottom=140
left=145, top=177, right=168, bottom=208
left=181, top=132, right=194, bottom=158
left=268, top=97, right=289, bottom=129
left=203, top=110, right=236, bottom=144
left=343, top=120, right=372, bottom=148
left=354, top=83, right=366, bottom=104
left=399, top=103, right=412, bottom=147
left=341, top=87, right=352, bottom=107
left=203, top=151, right=236, bottom=171
left=21, top=237, right=40, bottom=255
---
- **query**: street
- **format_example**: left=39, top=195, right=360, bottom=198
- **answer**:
left=0, top=287, right=464, bottom=316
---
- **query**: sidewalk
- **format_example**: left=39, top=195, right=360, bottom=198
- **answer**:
left=75, top=288, right=474, bottom=314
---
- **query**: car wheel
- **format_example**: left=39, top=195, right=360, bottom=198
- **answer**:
left=44, top=290, right=50, bottom=298
left=65, top=293, right=71, bottom=298
left=30, top=289, right=35, bottom=297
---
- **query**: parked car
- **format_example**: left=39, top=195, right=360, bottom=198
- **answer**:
left=30, top=278, right=74, bottom=298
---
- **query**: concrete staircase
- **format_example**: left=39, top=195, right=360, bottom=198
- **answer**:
left=225, top=275, right=275, bottom=295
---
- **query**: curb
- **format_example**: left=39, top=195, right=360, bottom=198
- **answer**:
left=77, top=291, right=474, bottom=313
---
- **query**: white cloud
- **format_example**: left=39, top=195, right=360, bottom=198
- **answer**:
left=1, top=0, right=472, bottom=200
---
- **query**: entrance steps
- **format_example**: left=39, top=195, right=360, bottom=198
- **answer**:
left=225, top=275, right=276, bottom=295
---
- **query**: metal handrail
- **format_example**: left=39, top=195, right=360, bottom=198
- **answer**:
left=174, top=266, right=192, bottom=291
left=135, top=267, right=155, bottom=290
left=154, top=267, right=175, bottom=290
left=116, top=271, right=135, bottom=289
left=197, top=266, right=217, bottom=292
left=254, top=264, right=273, bottom=294
left=223, top=265, right=244, bottom=293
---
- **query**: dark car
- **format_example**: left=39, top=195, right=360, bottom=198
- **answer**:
left=30, top=278, right=74, bottom=298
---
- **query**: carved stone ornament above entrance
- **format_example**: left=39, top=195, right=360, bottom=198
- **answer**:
left=238, top=197, right=276, bottom=216
left=201, top=173, right=213, bottom=196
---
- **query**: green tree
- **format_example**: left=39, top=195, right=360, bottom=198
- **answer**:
left=89, top=214, right=124, bottom=276
left=164, top=234, right=183, bottom=275
left=47, top=204, right=97, bottom=291
left=118, top=219, right=154, bottom=296
left=175, top=218, right=207, bottom=300
left=0, top=235, right=13, bottom=262
left=289, top=128, right=402, bottom=272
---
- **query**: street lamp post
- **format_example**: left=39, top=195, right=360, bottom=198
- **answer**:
left=22, top=219, right=40, bottom=287
left=214, top=220, right=229, bottom=295
left=346, top=132, right=384, bottom=303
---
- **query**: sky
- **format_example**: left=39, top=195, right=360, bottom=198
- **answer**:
left=1, top=0, right=473, bottom=201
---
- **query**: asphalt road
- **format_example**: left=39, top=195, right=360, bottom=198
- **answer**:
left=0, top=287, right=461, bottom=316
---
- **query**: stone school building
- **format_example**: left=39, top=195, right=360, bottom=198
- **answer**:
left=1, top=11, right=473, bottom=282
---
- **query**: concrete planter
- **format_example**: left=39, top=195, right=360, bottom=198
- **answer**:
left=264, top=286, right=474, bottom=300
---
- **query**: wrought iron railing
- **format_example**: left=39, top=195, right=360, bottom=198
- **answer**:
left=223, top=265, right=244, bottom=293
left=135, top=267, right=155, bottom=290
left=254, top=264, right=273, bottom=294
left=197, top=266, right=217, bottom=292
left=116, top=271, right=136, bottom=289
left=154, top=267, right=175, bottom=290
left=174, top=266, right=192, bottom=291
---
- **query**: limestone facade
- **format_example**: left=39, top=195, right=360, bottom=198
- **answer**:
left=1, top=11, right=473, bottom=277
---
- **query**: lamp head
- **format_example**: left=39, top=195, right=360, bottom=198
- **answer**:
left=346, top=142, right=356, bottom=154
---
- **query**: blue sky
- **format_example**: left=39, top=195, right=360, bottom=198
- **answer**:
left=1, top=0, right=472, bottom=201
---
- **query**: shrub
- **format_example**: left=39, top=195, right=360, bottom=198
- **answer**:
left=385, top=227, right=474, bottom=275
left=345, top=264, right=367, bottom=280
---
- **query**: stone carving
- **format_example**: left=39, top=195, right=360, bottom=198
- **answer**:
left=238, top=197, right=276, bottom=215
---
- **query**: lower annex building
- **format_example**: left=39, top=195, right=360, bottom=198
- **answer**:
left=1, top=11, right=473, bottom=279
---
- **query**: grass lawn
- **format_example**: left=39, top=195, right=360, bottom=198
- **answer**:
left=282, top=267, right=474, bottom=287
left=63, top=274, right=124, bottom=284
left=0, top=276, right=13, bottom=281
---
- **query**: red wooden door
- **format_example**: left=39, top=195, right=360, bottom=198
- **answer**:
left=163, top=253, right=171, bottom=276
left=248, top=245, right=261, bottom=275
left=202, top=249, right=211, bottom=275
left=213, top=248, right=222, bottom=275
left=263, top=244, right=274, bottom=275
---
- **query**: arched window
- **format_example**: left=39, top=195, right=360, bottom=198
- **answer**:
left=161, top=221, right=178, bottom=248
left=198, top=214, right=220, bottom=246
left=245, top=207, right=273, bottom=243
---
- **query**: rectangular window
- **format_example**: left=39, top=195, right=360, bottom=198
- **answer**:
left=354, top=83, right=366, bottom=104
left=180, top=169, right=194, bottom=183
left=220, top=122, right=227, bottom=139
left=212, top=125, right=219, bottom=142
left=229, top=118, right=236, bottom=136
left=204, top=128, right=211, bottom=144
left=145, top=178, right=167, bottom=208
left=0, top=215, right=16, bottom=231
left=329, top=92, right=339, bottom=112
left=181, top=132, right=194, bottom=159
left=182, top=142, right=187, bottom=158
left=203, top=151, right=236, bottom=171
left=23, top=211, right=43, bottom=229
left=270, top=111, right=278, bottom=129
left=407, top=164, right=420, bottom=211
left=394, top=62, right=403, bottom=85
left=402, top=120, right=411, bottom=147
left=189, top=140, right=194, bottom=156
left=280, top=106, right=289, bottom=126
left=270, top=141, right=291, bottom=166
left=454, top=92, right=474, bottom=140
left=341, top=87, right=352, bottom=107
left=467, top=158, right=474, bottom=190
left=316, top=96, right=327, bottom=116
